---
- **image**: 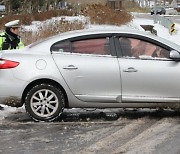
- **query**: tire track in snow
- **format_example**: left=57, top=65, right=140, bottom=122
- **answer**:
left=61, top=118, right=129, bottom=153
left=113, top=118, right=180, bottom=154
left=72, top=117, right=158, bottom=154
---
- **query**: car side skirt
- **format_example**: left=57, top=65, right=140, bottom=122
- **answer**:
left=75, top=95, right=121, bottom=103
left=122, top=96, right=180, bottom=103
left=71, top=95, right=180, bottom=108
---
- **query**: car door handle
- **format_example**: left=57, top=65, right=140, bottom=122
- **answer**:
left=63, top=65, right=78, bottom=70
left=123, top=67, right=138, bottom=72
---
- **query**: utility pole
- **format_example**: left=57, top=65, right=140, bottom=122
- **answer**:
left=154, top=0, right=157, bottom=24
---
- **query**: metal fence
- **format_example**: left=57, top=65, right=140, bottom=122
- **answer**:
left=156, top=15, right=175, bottom=34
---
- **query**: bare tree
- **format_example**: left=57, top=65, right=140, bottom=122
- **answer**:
left=1, top=0, right=68, bottom=14
left=4, top=0, right=11, bottom=14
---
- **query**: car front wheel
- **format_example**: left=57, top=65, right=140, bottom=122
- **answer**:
left=25, top=84, right=65, bottom=122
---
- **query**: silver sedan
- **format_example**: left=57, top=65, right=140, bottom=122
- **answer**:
left=0, top=29, right=180, bottom=121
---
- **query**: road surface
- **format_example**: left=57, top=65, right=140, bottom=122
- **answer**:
left=0, top=108, right=179, bottom=154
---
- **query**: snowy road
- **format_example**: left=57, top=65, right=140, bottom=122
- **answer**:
left=0, top=108, right=179, bottom=154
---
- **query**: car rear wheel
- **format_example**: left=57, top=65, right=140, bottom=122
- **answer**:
left=25, top=84, right=65, bottom=122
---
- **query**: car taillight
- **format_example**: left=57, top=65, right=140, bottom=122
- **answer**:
left=0, top=59, right=19, bottom=69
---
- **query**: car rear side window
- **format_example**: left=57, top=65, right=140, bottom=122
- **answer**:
left=51, top=40, right=71, bottom=52
left=71, top=38, right=110, bottom=55
left=51, top=38, right=111, bottom=55
left=119, top=37, right=170, bottom=59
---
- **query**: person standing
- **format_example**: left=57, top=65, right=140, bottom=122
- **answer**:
left=0, top=20, right=24, bottom=50
left=0, top=20, right=24, bottom=110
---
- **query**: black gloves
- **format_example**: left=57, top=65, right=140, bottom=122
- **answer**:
left=2, top=42, right=10, bottom=50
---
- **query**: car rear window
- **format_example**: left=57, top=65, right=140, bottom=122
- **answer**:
left=51, top=40, right=71, bottom=52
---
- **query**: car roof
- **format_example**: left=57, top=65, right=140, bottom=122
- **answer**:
left=29, top=28, right=147, bottom=44
left=27, top=28, right=151, bottom=47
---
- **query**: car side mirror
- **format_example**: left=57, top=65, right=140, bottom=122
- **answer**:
left=170, top=50, right=180, bottom=60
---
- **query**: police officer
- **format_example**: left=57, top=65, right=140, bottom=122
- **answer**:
left=0, top=20, right=24, bottom=110
left=0, top=20, right=24, bottom=50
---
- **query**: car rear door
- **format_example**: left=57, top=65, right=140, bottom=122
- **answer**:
left=51, top=34, right=122, bottom=103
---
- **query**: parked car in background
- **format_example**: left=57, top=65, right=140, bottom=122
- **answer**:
left=151, top=6, right=166, bottom=15
left=0, top=29, right=180, bottom=122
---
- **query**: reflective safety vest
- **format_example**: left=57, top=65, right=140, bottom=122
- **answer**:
left=0, top=32, right=24, bottom=50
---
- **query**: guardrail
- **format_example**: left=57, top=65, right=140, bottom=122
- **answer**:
left=156, top=15, right=176, bottom=35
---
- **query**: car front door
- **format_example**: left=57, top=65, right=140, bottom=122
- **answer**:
left=116, top=36, right=180, bottom=103
left=51, top=35, right=121, bottom=103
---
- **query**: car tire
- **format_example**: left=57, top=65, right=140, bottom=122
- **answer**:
left=25, top=84, right=65, bottom=122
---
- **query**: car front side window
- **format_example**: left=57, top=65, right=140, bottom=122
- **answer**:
left=119, top=37, right=170, bottom=59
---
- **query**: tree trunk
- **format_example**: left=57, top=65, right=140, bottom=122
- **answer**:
left=4, top=0, right=11, bottom=14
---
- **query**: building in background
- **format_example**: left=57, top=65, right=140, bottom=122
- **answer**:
left=107, top=0, right=125, bottom=10
left=177, top=0, right=180, bottom=8
left=0, top=5, right=5, bottom=12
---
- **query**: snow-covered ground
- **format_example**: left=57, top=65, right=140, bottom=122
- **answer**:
left=86, top=16, right=180, bottom=46
left=23, top=15, right=88, bottom=32
left=131, top=17, right=180, bottom=45
left=1, top=13, right=180, bottom=118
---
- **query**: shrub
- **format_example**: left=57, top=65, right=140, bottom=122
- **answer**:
left=82, top=4, right=132, bottom=25
left=0, top=10, right=73, bottom=29
left=21, top=19, right=86, bottom=45
left=0, top=4, right=132, bottom=45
